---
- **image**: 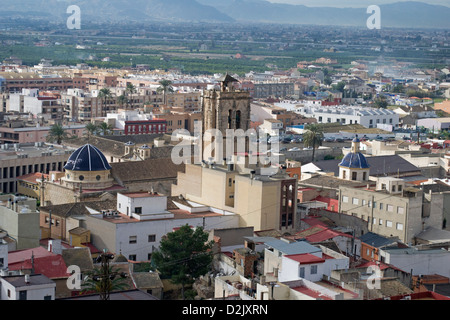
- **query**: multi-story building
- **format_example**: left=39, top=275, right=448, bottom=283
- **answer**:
left=0, top=194, right=40, bottom=250
left=0, top=143, right=73, bottom=194
left=0, top=72, right=73, bottom=93
left=9, top=89, right=63, bottom=120
left=42, top=191, right=239, bottom=262
left=253, top=82, right=295, bottom=99
left=339, top=177, right=443, bottom=245
left=297, top=104, right=399, bottom=129
left=0, top=123, right=85, bottom=144
left=105, top=109, right=167, bottom=135
left=336, top=138, right=443, bottom=244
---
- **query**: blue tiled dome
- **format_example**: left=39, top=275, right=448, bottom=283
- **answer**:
left=339, top=152, right=370, bottom=169
left=64, top=144, right=111, bottom=171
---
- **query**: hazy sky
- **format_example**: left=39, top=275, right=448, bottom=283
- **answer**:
left=267, top=0, right=450, bottom=8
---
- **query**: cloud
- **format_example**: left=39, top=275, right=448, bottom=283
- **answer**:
left=266, top=0, right=450, bottom=8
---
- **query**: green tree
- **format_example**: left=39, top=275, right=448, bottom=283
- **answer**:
left=373, top=96, right=388, bottom=109
left=117, top=94, right=127, bottom=109
left=46, top=123, right=68, bottom=145
left=81, top=253, right=129, bottom=300
left=98, top=88, right=112, bottom=114
left=84, top=122, right=99, bottom=140
left=151, top=224, right=214, bottom=300
left=303, top=123, right=324, bottom=163
left=333, top=81, right=346, bottom=93
left=125, top=83, right=137, bottom=109
left=157, top=79, right=174, bottom=105
left=98, top=122, right=113, bottom=136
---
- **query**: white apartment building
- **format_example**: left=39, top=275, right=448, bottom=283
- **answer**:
left=297, top=105, right=399, bottom=129
left=9, top=89, right=63, bottom=120
left=81, top=192, right=240, bottom=262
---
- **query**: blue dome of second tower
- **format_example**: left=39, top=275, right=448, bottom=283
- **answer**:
left=64, top=144, right=112, bottom=171
left=339, top=152, right=370, bottom=169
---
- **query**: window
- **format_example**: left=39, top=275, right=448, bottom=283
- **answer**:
left=310, top=265, right=318, bottom=275
left=372, top=218, right=376, bottom=224
left=19, top=290, right=27, bottom=300
left=386, top=220, right=393, bottom=228
left=379, top=219, right=383, bottom=225
left=397, top=206, right=404, bottom=214
left=398, top=185, right=403, bottom=192
left=342, top=196, right=349, bottom=203
left=379, top=203, right=383, bottom=210
left=299, top=266, right=305, bottom=278
left=135, top=207, right=142, bottom=214
left=387, top=205, right=394, bottom=212
left=362, top=199, right=367, bottom=206
left=129, top=236, right=137, bottom=244
left=352, top=172, right=357, bottom=181
left=396, top=223, right=404, bottom=230
left=128, top=254, right=137, bottom=261
left=79, top=175, right=84, bottom=181
left=352, top=197, right=359, bottom=205
left=148, top=235, right=156, bottom=242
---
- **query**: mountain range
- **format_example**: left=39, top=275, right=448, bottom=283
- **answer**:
left=1, top=0, right=449, bottom=29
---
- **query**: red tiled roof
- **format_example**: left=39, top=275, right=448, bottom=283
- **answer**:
left=285, top=253, right=325, bottom=265
left=17, top=173, right=49, bottom=184
left=292, top=286, right=333, bottom=300
left=8, top=247, right=70, bottom=278
left=301, top=216, right=330, bottom=228
left=357, top=260, right=405, bottom=273
left=81, top=242, right=101, bottom=254
left=8, top=246, right=54, bottom=265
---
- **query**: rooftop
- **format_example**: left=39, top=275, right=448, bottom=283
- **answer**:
left=265, top=239, right=321, bottom=255
left=1, top=274, right=55, bottom=288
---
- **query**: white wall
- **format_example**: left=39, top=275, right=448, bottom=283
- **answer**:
left=117, top=193, right=167, bottom=216
left=114, top=214, right=240, bottom=262
left=382, top=248, right=450, bottom=278
left=0, top=278, right=55, bottom=300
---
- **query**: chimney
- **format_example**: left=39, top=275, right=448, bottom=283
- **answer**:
left=48, top=239, right=62, bottom=255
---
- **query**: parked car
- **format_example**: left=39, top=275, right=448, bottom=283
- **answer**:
left=288, top=147, right=301, bottom=151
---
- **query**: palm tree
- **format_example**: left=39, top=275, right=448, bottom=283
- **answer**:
left=157, top=80, right=174, bottom=106
left=117, top=94, right=127, bottom=109
left=98, top=88, right=112, bottom=116
left=85, top=122, right=98, bottom=140
left=81, top=263, right=128, bottom=299
left=46, top=123, right=68, bottom=145
left=98, top=122, right=113, bottom=136
left=125, top=83, right=137, bottom=109
left=303, top=123, right=324, bottom=163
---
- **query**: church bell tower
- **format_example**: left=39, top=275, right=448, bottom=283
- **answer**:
left=201, top=74, right=251, bottom=164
